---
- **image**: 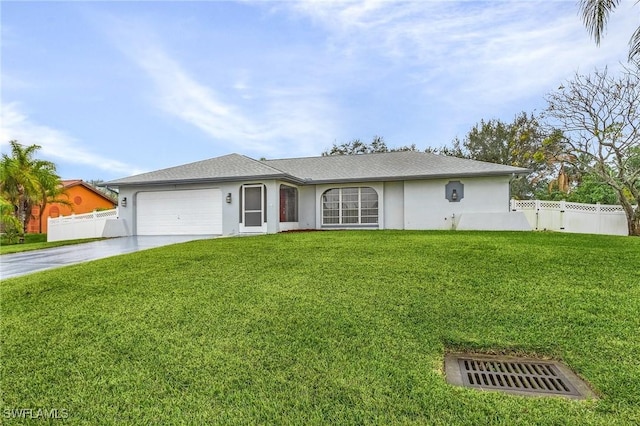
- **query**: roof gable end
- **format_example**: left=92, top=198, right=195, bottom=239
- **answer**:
left=105, top=153, right=296, bottom=186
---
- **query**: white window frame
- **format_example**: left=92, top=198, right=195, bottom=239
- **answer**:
left=240, top=184, right=267, bottom=233
left=321, top=187, right=379, bottom=226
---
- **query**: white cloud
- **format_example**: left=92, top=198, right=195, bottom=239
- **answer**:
left=0, top=102, right=145, bottom=176
left=275, top=0, right=637, bottom=106
left=107, top=17, right=339, bottom=158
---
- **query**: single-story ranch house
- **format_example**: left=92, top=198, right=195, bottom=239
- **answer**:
left=104, top=151, right=531, bottom=236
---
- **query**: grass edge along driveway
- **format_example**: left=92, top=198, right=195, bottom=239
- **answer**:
left=1, top=231, right=639, bottom=425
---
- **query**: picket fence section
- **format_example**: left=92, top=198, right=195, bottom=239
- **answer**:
left=510, top=200, right=628, bottom=236
left=47, top=208, right=120, bottom=242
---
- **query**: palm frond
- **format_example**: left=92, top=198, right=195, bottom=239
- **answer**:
left=579, top=0, right=621, bottom=44
left=629, top=25, right=640, bottom=62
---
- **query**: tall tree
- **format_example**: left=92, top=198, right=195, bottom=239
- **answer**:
left=449, top=112, right=564, bottom=199
left=87, top=179, right=118, bottom=201
left=322, top=136, right=417, bottom=156
left=0, top=196, right=22, bottom=243
left=579, top=0, right=640, bottom=62
left=34, top=168, right=71, bottom=233
left=0, top=141, right=64, bottom=236
left=568, top=172, right=619, bottom=204
left=544, top=66, right=640, bottom=236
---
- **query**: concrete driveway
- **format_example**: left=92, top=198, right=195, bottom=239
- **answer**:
left=0, top=235, right=216, bottom=280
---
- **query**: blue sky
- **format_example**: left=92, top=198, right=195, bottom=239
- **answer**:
left=1, top=0, right=637, bottom=181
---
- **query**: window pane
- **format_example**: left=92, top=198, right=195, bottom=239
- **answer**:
left=360, top=187, right=378, bottom=224
left=245, top=211, right=262, bottom=226
left=324, top=198, right=338, bottom=208
left=322, top=187, right=378, bottom=225
left=360, top=187, right=376, bottom=195
left=342, top=209, right=358, bottom=218
left=341, top=187, right=358, bottom=213
left=280, top=185, right=298, bottom=222
left=322, top=189, right=339, bottom=224
left=245, top=186, right=262, bottom=210
left=323, top=189, right=339, bottom=202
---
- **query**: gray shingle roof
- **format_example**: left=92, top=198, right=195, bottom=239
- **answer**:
left=105, top=153, right=299, bottom=186
left=106, top=151, right=529, bottom=186
left=265, top=151, right=529, bottom=183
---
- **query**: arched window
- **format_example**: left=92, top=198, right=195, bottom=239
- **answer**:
left=322, top=187, right=378, bottom=225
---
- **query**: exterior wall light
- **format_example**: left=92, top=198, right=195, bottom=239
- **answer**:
left=226, top=193, right=232, bottom=204
left=445, top=181, right=464, bottom=202
left=121, top=197, right=127, bottom=207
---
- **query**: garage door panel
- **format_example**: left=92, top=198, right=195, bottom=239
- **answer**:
left=137, top=189, right=222, bottom=235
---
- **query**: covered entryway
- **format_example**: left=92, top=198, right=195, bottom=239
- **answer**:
left=136, top=189, right=222, bottom=235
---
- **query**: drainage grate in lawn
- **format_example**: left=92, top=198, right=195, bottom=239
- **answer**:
left=445, top=353, right=596, bottom=399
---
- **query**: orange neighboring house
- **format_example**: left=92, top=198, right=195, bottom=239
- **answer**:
left=27, top=180, right=117, bottom=234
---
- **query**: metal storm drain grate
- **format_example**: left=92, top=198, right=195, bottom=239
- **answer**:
left=445, top=353, right=596, bottom=399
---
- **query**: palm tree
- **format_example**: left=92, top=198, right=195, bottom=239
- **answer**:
left=0, top=140, right=64, bottom=236
left=0, top=196, right=22, bottom=242
left=579, top=0, right=640, bottom=61
left=34, top=167, right=72, bottom=233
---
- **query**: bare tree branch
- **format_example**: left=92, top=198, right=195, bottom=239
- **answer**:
left=544, top=66, right=640, bottom=235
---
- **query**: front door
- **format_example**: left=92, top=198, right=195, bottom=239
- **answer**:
left=240, top=184, right=267, bottom=233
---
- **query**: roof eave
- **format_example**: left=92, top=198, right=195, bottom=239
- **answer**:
left=106, top=167, right=531, bottom=187
left=105, top=173, right=305, bottom=187
left=305, top=169, right=531, bottom=185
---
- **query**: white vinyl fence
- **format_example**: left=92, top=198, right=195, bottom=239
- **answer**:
left=47, top=208, right=128, bottom=242
left=510, top=200, right=629, bottom=236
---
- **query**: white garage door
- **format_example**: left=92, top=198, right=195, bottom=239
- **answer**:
left=136, top=189, right=222, bottom=235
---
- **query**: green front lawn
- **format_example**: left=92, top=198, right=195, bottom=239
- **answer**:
left=1, top=231, right=639, bottom=424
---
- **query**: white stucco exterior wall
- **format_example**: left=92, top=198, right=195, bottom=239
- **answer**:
left=117, top=180, right=284, bottom=237
left=296, top=185, right=317, bottom=230
left=403, top=176, right=511, bottom=230
left=383, top=181, right=404, bottom=229
left=263, top=181, right=278, bottom=235
left=116, top=175, right=518, bottom=236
